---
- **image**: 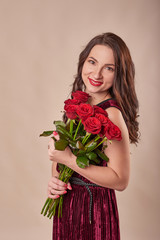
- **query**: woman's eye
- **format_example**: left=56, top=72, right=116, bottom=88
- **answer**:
left=88, top=60, right=95, bottom=64
left=105, top=66, right=114, bottom=71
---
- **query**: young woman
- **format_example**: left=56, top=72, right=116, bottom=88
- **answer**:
left=47, top=32, right=139, bottom=240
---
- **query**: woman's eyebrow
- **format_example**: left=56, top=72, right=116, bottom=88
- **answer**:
left=89, top=56, right=98, bottom=62
left=105, top=63, right=115, bottom=66
left=89, top=57, right=115, bottom=66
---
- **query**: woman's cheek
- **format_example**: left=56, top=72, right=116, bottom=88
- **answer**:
left=85, top=63, right=93, bottom=73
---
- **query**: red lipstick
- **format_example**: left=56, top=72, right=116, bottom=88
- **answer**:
left=88, top=78, right=103, bottom=86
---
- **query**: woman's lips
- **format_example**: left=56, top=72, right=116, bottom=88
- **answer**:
left=88, top=78, right=103, bottom=86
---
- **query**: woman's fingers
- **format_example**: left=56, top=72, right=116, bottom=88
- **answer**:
left=48, top=132, right=59, bottom=150
left=47, top=176, right=70, bottom=199
left=67, top=182, right=72, bottom=190
left=48, top=139, right=55, bottom=160
left=48, top=132, right=60, bottom=161
left=48, top=182, right=67, bottom=191
left=48, top=187, right=67, bottom=199
left=53, top=131, right=59, bottom=140
left=48, top=194, right=60, bottom=199
left=49, top=177, right=67, bottom=188
left=49, top=177, right=72, bottom=191
left=50, top=188, right=67, bottom=196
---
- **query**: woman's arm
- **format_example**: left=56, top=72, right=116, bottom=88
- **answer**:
left=52, top=162, right=59, bottom=177
left=49, top=107, right=130, bottom=191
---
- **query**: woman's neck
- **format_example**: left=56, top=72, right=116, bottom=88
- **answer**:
left=87, top=91, right=112, bottom=106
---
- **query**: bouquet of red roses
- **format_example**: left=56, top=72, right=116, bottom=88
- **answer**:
left=40, top=91, right=122, bottom=219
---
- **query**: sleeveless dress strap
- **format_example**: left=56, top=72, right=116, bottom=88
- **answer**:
left=96, top=98, right=122, bottom=111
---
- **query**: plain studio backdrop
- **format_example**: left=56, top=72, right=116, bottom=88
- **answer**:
left=0, top=0, right=159, bottom=239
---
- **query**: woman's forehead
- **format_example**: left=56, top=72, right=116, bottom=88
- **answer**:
left=88, top=45, right=115, bottom=64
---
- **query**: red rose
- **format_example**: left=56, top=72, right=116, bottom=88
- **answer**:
left=104, top=120, right=122, bottom=141
left=76, top=103, right=94, bottom=121
left=95, top=113, right=109, bottom=126
left=64, top=104, right=78, bottom=120
left=72, top=91, right=90, bottom=103
left=83, top=117, right=102, bottom=134
left=64, top=99, right=80, bottom=105
left=93, top=105, right=108, bottom=117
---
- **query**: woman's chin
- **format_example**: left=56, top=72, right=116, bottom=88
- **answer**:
left=85, top=85, right=101, bottom=94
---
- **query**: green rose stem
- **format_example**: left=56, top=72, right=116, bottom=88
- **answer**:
left=92, top=137, right=108, bottom=151
left=41, top=198, right=51, bottom=215
left=94, top=135, right=101, bottom=142
left=73, top=119, right=82, bottom=140
left=49, top=166, right=74, bottom=219
left=82, top=132, right=91, bottom=145
left=41, top=166, right=74, bottom=219
left=69, top=120, right=74, bottom=136
left=82, top=133, right=101, bottom=146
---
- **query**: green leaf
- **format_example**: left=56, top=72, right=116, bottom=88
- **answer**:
left=56, top=125, right=73, bottom=140
left=84, top=139, right=97, bottom=152
left=89, top=160, right=97, bottom=165
left=95, top=148, right=109, bottom=162
left=72, top=149, right=79, bottom=156
left=39, top=131, right=53, bottom=137
left=77, top=149, right=86, bottom=156
left=51, top=136, right=57, bottom=142
left=54, top=121, right=66, bottom=128
left=58, top=132, right=66, bottom=140
left=76, top=155, right=89, bottom=168
left=90, top=156, right=101, bottom=164
left=58, top=163, right=65, bottom=171
left=102, top=144, right=108, bottom=151
left=76, top=141, right=84, bottom=150
left=54, top=139, right=69, bottom=151
left=68, top=141, right=76, bottom=149
left=65, top=121, right=70, bottom=132
left=86, top=152, right=97, bottom=160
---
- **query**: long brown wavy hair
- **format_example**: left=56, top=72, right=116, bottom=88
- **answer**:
left=65, top=32, right=139, bottom=144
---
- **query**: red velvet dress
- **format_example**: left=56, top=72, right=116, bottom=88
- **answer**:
left=52, top=99, right=121, bottom=240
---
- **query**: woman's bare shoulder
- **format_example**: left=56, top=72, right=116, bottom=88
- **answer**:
left=106, top=107, right=124, bottom=125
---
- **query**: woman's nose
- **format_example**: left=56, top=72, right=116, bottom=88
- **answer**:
left=93, top=67, right=102, bottom=79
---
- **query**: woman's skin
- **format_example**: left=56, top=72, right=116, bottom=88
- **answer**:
left=47, top=45, right=130, bottom=200
left=82, top=45, right=115, bottom=104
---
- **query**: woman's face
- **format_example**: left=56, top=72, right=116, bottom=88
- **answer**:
left=82, top=44, right=115, bottom=98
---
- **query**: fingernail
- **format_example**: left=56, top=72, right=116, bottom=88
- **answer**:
left=55, top=195, right=60, bottom=198
left=63, top=191, right=67, bottom=194
left=53, top=131, right=58, bottom=136
left=68, top=186, right=72, bottom=190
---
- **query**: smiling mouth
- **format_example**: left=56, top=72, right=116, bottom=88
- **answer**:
left=88, top=78, right=103, bottom=86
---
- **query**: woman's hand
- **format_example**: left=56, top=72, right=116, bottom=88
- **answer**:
left=48, top=132, right=73, bottom=165
left=47, top=176, right=72, bottom=199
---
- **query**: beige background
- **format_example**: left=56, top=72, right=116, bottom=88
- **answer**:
left=0, top=0, right=159, bottom=239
